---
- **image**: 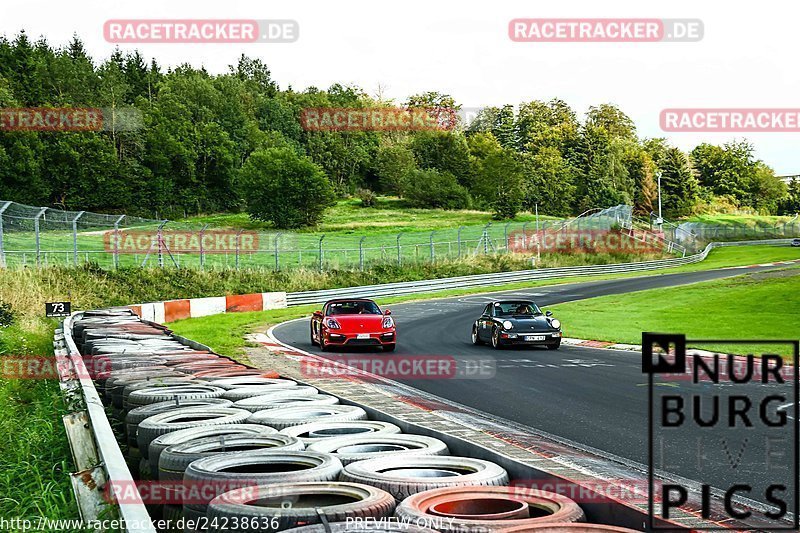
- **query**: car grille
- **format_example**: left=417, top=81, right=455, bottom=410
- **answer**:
left=345, top=338, right=382, bottom=346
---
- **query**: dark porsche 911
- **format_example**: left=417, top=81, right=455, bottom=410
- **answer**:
left=471, top=300, right=562, bottom=350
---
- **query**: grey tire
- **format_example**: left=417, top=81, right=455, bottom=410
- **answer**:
left=247, top=405, right=368, bottom=431
left=148, top=424, right=278, bottom=480
left=158, top=434, right=305, bottom=481
left=206, top=482, right=395, bottom=533
left=281, top=421, right=402, bottom=445
left=183, top=450, right=343, bottom=513
left=307, top=434, right=449, bottom=465
left=339, top=455, right=508, bottom=501
left=127, top=385, right=226, bottom=410
left=207, top=377, right=298, bottom=391
left=136, top=407, right=251, bottom=459
left=223, top=385, right=319, bottom=402
left=125, top=398, right=233, bottom=447
left=232, top=394, right=339, bottom=413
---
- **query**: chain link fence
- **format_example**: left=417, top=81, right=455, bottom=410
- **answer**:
left=2, top=201, right=797, bottom=271
left=0, top=200, right=569, bottom=270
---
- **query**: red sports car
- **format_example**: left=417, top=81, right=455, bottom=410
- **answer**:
left=310, top=298, right=396, bottom=352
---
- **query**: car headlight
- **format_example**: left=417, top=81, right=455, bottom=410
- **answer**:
left=550, top=319, right=561, bottom=329
left=325, top=318, right=341, bottom=329
left=382, top=316, right=394, bottom=328
left=502, top=320, right=513, bottom=330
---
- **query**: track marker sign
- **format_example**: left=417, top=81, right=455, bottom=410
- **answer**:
left=643, top=332, right=799, bottom=530
left=45, top=301, right=71, bottom=317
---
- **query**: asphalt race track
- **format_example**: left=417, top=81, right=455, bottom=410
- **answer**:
left=274, top=262, right=799, bottom=507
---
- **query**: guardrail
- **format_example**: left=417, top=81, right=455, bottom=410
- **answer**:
left=285, top=239, right=795, bottom=306
left=54, top=313, right=157, bottom=532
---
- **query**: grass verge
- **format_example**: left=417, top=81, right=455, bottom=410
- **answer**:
left=0, top=321, right=81, bottom=525
left=551, top=268, right=800, bottom=357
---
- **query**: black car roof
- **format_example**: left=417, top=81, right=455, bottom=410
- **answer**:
left=493, top=300, right=535, bottom=304
left=325, top=298, right=376, bottom=304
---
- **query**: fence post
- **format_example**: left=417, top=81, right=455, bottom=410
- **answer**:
left=396, top=233, right=402, bottom=266
left=157, top=220, right=168, bottom=268
left=359, top=236, right=366, bottom=270
left=522, top=222, right=529, bottom=251
left=318, top=235, right=325, bottom=271
left=535, top=203, right=540, bottom=233
left=503, top=223, right=511, bottom=252
left=429, top=231, right=436, bottom=262
left=457, top=226, right=465, bottom=259
left=72, top=211, right=85, bottom=267
left=483, top=223, right=492, bottom=254
left=235, top=229, right=243, bottom=270
left=113, top=215, right=125, bottom=269
left=274, top=233, right=282, bottom=271
left=199, top=224, right=208, bottom=269
left=0, top=201, right=11, bottom=268
left=34, top=207, right=47, bottom=268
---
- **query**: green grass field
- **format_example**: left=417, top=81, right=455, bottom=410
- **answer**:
left=551, top=268, right=800, bottom=356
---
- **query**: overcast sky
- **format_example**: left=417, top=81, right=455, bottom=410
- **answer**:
left=3, top=0, right=798, bottom=174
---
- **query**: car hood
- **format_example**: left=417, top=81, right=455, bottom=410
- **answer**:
left=504, top=315, right=557, bottom=331
left=328, top=314, right=388, bottom=332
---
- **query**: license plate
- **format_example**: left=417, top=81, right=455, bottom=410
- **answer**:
left=357, top=333, right=370, bottom=339
left=524, top=335, right=546, bottom=341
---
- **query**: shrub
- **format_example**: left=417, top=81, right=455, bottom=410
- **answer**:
left=356, top=188, right=377, bottom=207
left=404, top=169, right=470, bottom=210
left=0, top=301, right=13, bottom=328
left=240, top=148, right=335, bottom=229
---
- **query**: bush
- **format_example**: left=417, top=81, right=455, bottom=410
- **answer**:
left=404, top=169, right=470, bottom=210
left=356, top=188, right=377, bottom=207
left=240, top=148, right=335, bottom=229
left=0, top=301, right=13, bottom=328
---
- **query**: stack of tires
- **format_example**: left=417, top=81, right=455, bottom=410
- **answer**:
left=71, top=310, right=634, bottom=532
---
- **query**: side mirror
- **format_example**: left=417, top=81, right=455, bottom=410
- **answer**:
left=313, top=310, right=323, bottom=317
left=384, top=309, right=392, bottom=316
left=545, top=311, right=553, bottom=317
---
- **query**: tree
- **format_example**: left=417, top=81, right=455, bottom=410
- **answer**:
left=404, top=169, right=470, bottom=210
left=658, top=147, right=701, bottom=217
left=467, top=132, right=524, bottom=218
left=240, top=148, right=334, bottom=228
left=521, top=147, right=576, bottom=217
left=586, top=104, right=636, bottom=140
left=409, top=132, right=472, bottom=187
left=374, top=143, right=417, bottom=195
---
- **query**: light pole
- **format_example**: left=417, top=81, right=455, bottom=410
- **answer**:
left=655, top=171, right=663, bottom=228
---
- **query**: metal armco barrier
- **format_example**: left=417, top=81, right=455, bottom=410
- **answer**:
left=285, top=239, right=794, bottom=306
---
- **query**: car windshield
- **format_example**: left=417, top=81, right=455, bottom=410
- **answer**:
left=493, top=301, right=541, bottom=317
left=327, top=301, right=381, bottom=315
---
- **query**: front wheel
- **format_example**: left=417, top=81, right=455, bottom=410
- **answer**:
left=547, top=339, right=561, bottom=350
left=471, top=325, right=483, bottom=345
left=310, top=326, right=318, bottom=347
left=491, top=328, right=503, bottom=350
left=383, top=344, right=396, bottom=352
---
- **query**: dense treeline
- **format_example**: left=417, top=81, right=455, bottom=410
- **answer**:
left=0, top=33, right=796, bottom=227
